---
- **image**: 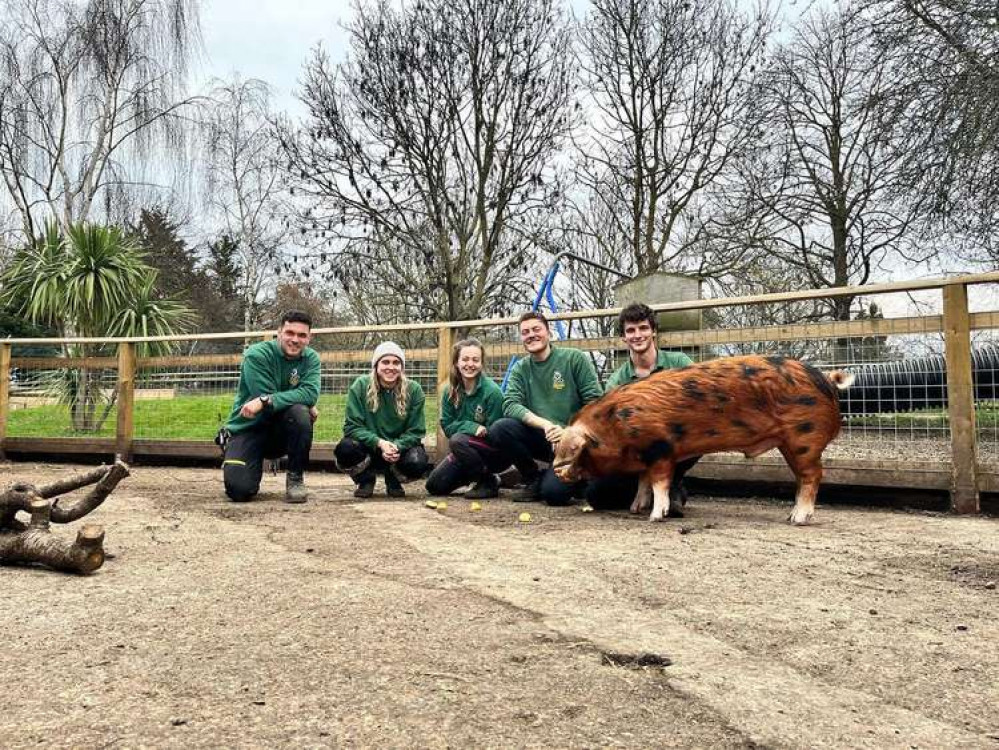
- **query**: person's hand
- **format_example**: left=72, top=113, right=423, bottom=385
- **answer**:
left=240, top=397, right=265, bottom=419
left=309, top=406, right=319, bottom=424
left=475, top=425, right=487, bottom=438
left=543, top=422, right=564, bottom=445
left=378, top=439, right=400, bottom=463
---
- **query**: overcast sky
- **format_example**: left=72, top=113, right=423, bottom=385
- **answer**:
left=195, top=0, right=593, bottom=116
left=195, top=0, right=352, bottom=115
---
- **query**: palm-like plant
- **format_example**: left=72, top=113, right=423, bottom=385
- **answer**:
left=1, top=221, right=195, bottom=431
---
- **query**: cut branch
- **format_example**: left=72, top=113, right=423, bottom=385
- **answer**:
left=0, top=460, right=129, bottom=574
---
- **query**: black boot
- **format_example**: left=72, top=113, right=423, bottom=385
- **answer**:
left=512, top=474, right=542, bottom=503
left=353, top=469, right=376, bottom=499
left=285, top=472, right=308, bottom=504
left=465, top=473, right=499, bottom=500
left=384, top=468, right=406, bottom=498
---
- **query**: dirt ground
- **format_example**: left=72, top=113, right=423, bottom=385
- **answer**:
left=2, top=462, right=998, bottom=750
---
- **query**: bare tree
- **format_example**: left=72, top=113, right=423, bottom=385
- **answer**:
left=200, top=76, right=290, bottom=331
left=573, top=0, right=772, bottom=279
left=280, top=0, right=574, bottom=323
left=865, top=0, right=999, bottom=264
left=718, top=6, right=928, bottom=324
left=0, top=0, right=202, bottom=243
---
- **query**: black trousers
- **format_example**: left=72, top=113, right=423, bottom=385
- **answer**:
left=223, top=404, right=313, bottom=501
left=585, top=456, right=701, bottom=512
left=334, top=436, right=430, bottom=483
left=425, top=433, right=510, bottom=496
left=487, top=417, right=584, bottom=506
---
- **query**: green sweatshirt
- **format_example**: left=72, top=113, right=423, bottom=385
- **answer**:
left=503, top=346, right=603, bottom=426
left=605, top=348, right=694, bottom=390
left=225, top=340, right=321, bottom=434
left=343, top=375, right=426, bottom=450
left=440, top=375, right=504, bottom=438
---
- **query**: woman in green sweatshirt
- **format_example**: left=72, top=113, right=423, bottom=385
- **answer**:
left=425, top=338, right=507, bottom=499
left=335, top=341, right=429, bottom=498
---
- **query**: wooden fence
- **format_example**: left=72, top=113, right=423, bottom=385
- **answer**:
left=2, top=271, right=998, bottom=513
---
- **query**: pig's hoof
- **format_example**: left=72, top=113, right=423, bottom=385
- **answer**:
left=788, top=508, right=812, bottom=525
left=667, top=505, right=684, bottom=518
left=648, top=509, right=666, bottom=522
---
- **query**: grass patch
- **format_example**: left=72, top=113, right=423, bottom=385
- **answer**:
left=6, top=392, right=440, bottom=442
left=844, top=403, right=999, bottom=429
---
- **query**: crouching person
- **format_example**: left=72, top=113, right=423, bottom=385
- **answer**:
left=425, top=338, right=507, bottom=499
left=335, top=341, right=430, bottom=498
left=488, top=311, right=603, bottom=506
left=222, top=310, right=320, bottom=504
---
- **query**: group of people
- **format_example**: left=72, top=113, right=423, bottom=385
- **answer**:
left=220, top=304, right=698, bottom=509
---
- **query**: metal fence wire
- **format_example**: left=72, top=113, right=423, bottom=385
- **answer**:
left=1, top=274, right=996, bottom=509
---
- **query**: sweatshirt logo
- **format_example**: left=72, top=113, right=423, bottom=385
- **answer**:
left=474, top=405, right=485, bottom=423
left=289, top=368, right=300, bottom=387
left=552, top=371, right=565, bottom=391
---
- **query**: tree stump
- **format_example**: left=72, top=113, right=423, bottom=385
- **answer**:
left=0, top=460, right=130, bottom=574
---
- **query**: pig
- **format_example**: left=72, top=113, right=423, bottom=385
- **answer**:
left=553, top=355, right=854, bottom=525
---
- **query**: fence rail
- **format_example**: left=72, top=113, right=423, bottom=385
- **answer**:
left=1, top=272, right=997, bottom=513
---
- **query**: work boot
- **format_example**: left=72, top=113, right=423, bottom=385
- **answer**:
left=285, top=472, right=308, bottom=504
left=353, top=469, right=376, bottom=499
left=465, top=473, right=500, bottom=500
left=384, top=469, right=406, bottom=498
left=512, top=475, right=542, bottom=503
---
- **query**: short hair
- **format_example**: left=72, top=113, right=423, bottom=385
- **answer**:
left=617, top=302, right=657, bottom=336
left=518, top=310, right=549, bottom=328
left=279, top=309, right=313, bottom=328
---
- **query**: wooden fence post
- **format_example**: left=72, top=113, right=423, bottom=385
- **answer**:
left=0, top=343, right=10, bottom=459
left=116, top=342, right=136, bottom=461
left=436, top=326, right=455, bottom=460
left=942, top=283, right=978, bottom=514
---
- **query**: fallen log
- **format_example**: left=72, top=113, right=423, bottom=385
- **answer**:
left=0, top=460, right=129, bottom=574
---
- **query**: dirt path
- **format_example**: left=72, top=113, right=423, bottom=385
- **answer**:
left=2, top=462, right=997, bottom=749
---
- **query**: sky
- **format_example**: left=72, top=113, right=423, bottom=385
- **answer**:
left=195, top=0, right=352, bottom=115
left=195, top=0, right=593, bottom=116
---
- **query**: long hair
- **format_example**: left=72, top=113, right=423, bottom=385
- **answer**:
left=448, top=338, right=486, bottom=407
left=367, top=369, right=410, bottom=417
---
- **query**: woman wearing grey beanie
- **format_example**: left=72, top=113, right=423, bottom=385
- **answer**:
left=334, top=341, right=430, bottom=498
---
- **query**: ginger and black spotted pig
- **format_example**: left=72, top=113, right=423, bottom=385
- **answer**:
left=553, top=355, right=854, bottom=524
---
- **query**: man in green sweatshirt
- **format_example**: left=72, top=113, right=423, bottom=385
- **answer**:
left=221, top=310, right=321, bottom=503
left=487, top=311, right=603, bottom=505
left=586, top=302, right=699, bottom=516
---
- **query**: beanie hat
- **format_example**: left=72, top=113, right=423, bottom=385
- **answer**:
left=371, top=341, right=405, bottom=369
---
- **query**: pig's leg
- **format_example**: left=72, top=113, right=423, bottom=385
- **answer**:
left=780, top=445, right=823, bottom=525
left=629, top=478, right=652, bottom=514
left=647, top=462, right=675, bottom=522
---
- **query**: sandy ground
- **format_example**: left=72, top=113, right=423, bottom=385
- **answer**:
left=2, top=461, right=998, bottom=750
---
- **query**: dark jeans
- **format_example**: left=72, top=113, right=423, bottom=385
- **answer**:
left=487, top=417, right=584, bottom=506
left=223, top=404, right=313, bottom=502
left=586, top=456, right=701, bottom=513
left=334, top=436, right=430, bottom=483
left=425, top=433, right=511, bottom=496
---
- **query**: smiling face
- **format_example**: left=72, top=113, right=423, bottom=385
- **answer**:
left=277, top=321, right=312, bottom=359
left=519, top=317, right=551, bottom=357
left=622, top=319, right=655, bottom=357
left=376, top=354, right=403, bottom=388
left=456, top=344, right=484, bottom=384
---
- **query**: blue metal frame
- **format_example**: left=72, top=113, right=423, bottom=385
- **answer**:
left=500, top=261, right=567, bottom=391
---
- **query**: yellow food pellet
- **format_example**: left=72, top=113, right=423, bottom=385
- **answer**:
left=437, top=501, right=448, bottom=511
left=470, top=502, right=482, bottom=511
left=581, top=504, right=594, bottom=513
left=424, top=500, right=438, bottom=509
left=519, top=512, right=532, bottom=523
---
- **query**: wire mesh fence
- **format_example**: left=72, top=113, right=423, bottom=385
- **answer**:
left=1, top=274, right=996, bottom=506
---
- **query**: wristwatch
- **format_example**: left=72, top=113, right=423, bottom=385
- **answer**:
left=259, top=394, right=272, bottom=408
